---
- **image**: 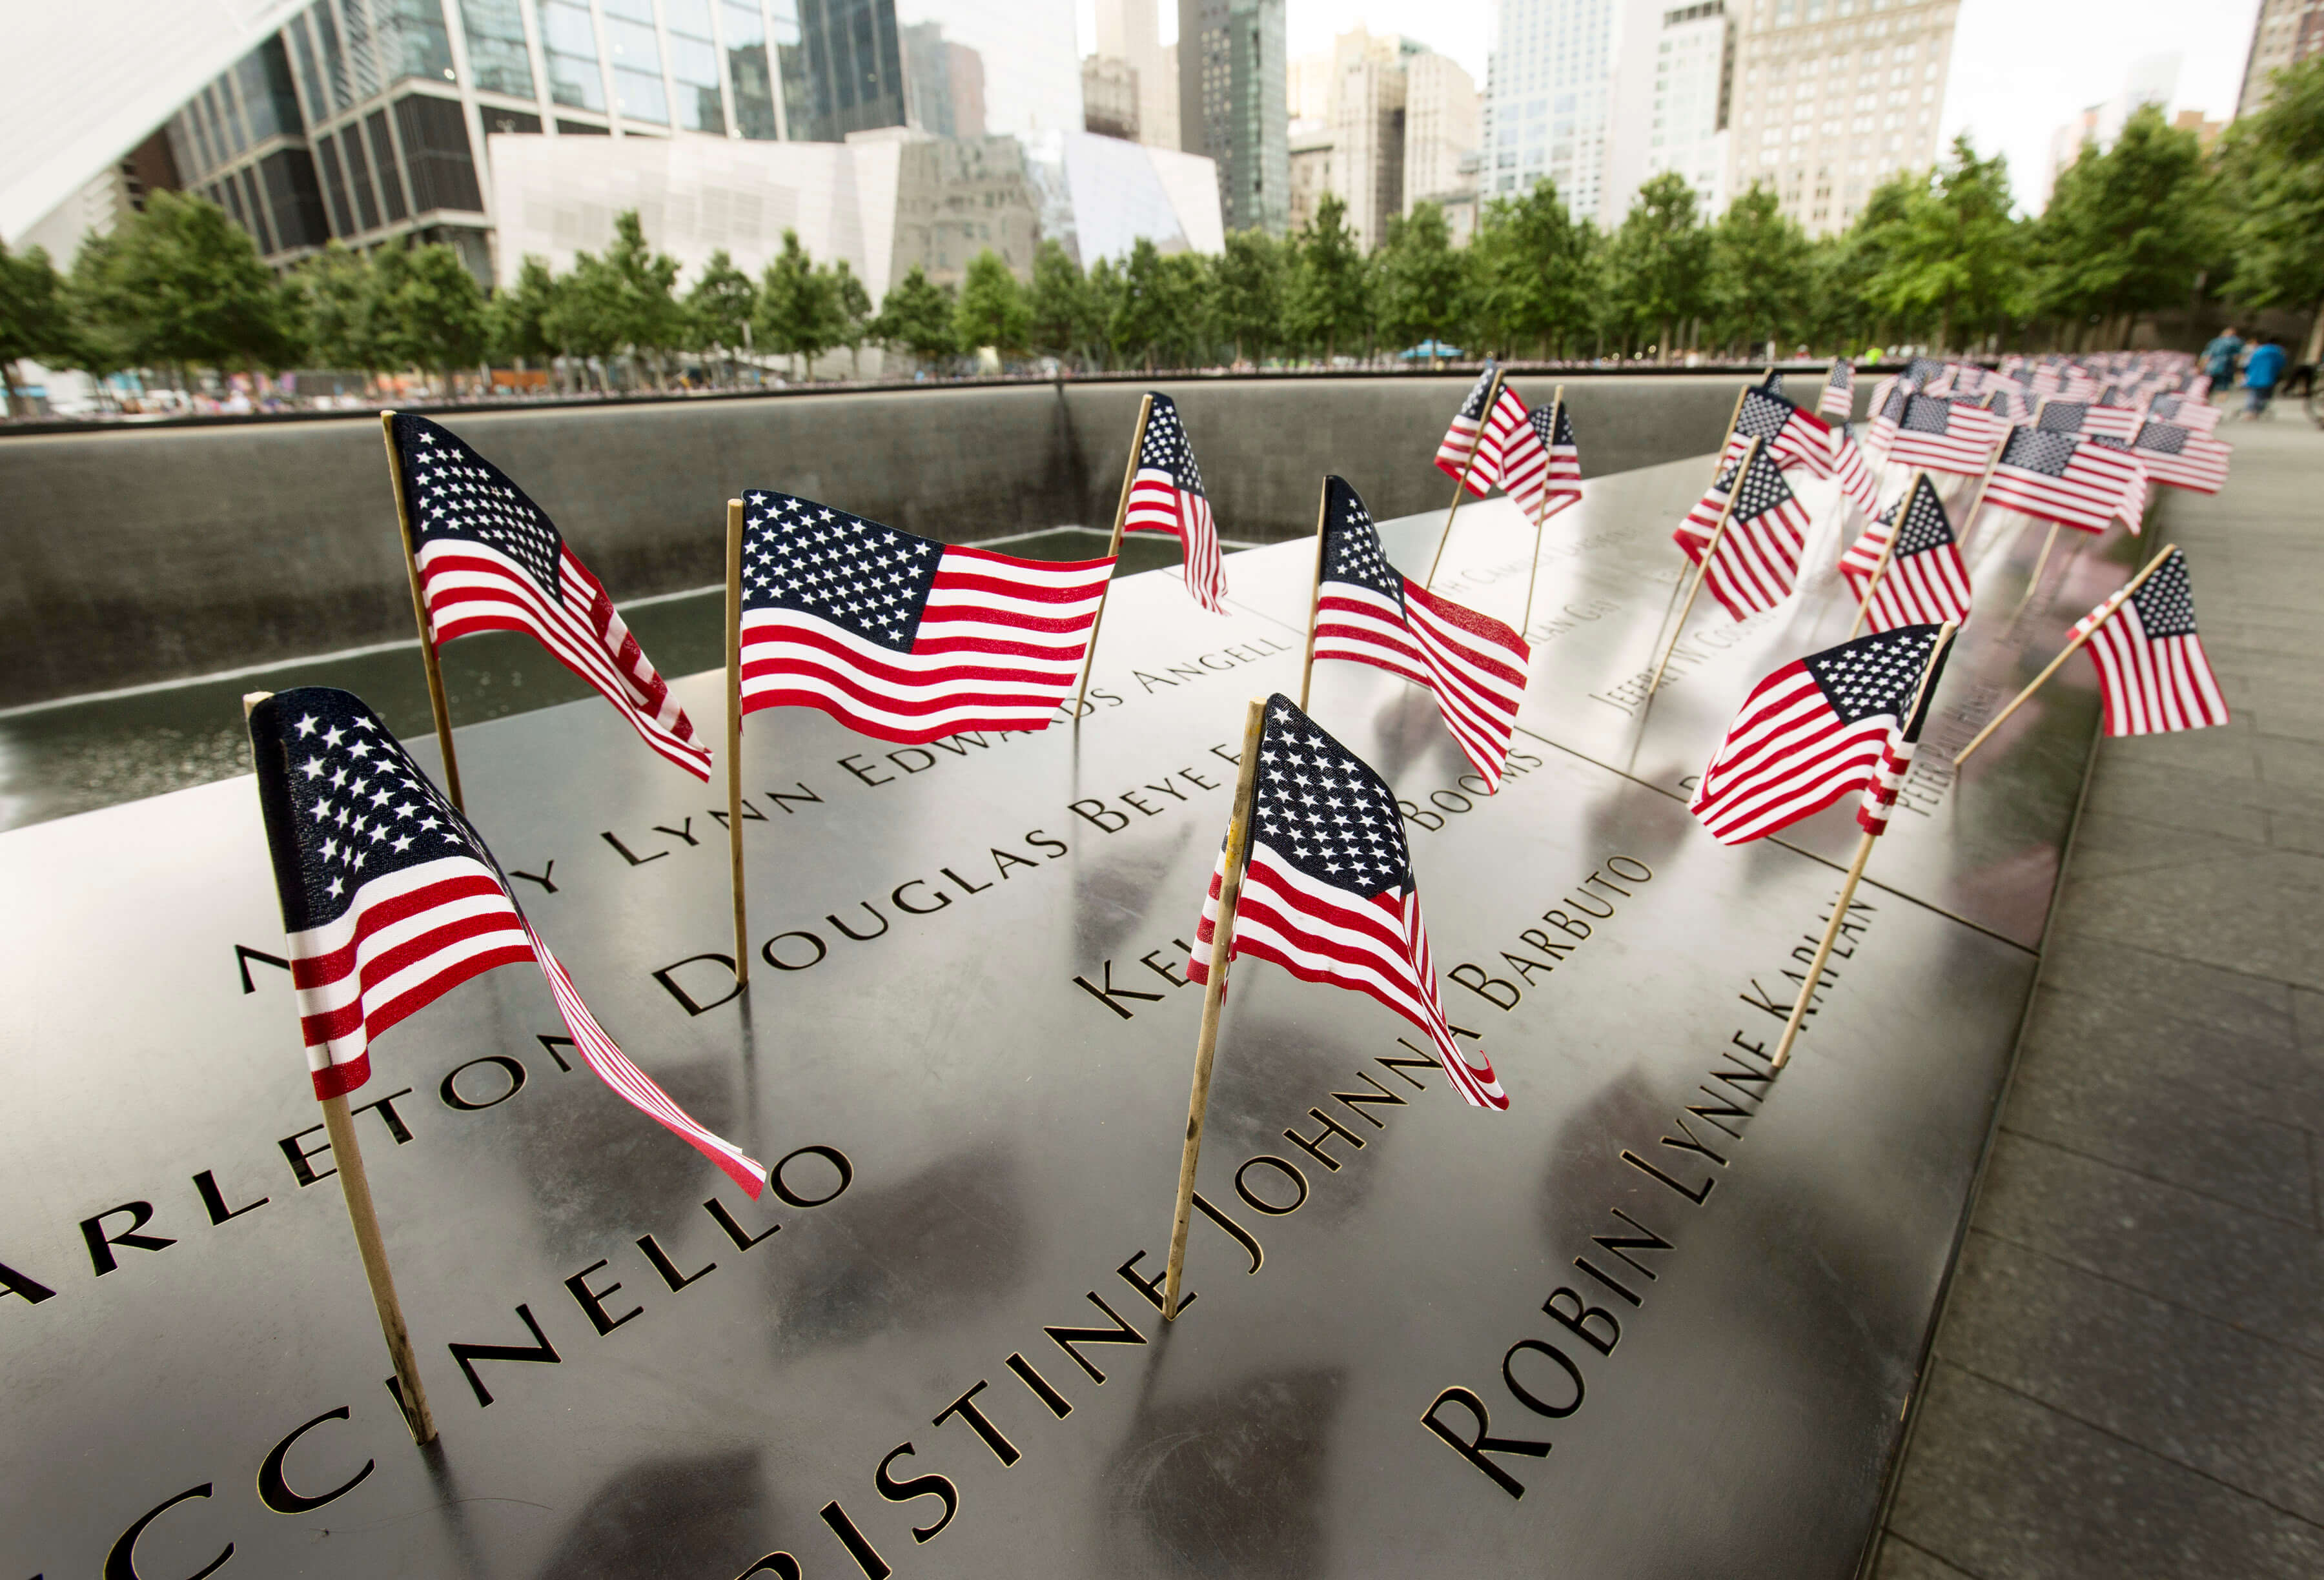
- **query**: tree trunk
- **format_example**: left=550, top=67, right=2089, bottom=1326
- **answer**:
left=2, top=360, right=22, bottom=420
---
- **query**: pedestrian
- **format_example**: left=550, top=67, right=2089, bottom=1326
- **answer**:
left=2202, top=325, right=2245, bottom=394
left=2243, top=335, right=2289, bottom=419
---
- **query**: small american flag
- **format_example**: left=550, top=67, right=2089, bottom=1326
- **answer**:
left=1724, top=385, right=1837, bottom=480
left=1985, top=387, right=2035, bottom=426
left=2146, top=394, right=2220, bottom=434
left=737, top=492, right=1114, bottom=742
left=2088, top=436, right=2151, bottom=532
left=1125, top=393, right=1227, bottom=613
left=1492, top=398, right=1584, bottom=522
left=1870, top=393, right=2008, bottom=476
left=1691, top=623, right=1953, bottom=845
left=1312, top=477, right=1531, bottom=789
left=1675, top=445, right=1815, bottom=621
left=2074, top=550, right=2229, bottom=736
left=2038, top=400, right=2144, bottom=443
left=1984, top=427, right=2146, bottom=534
left=389, top=415, right=709, bottom=781
left=1902, top=356, right=1950, bottom=391
left=2134, top=420, right=2232, bottom=493
left=1820, top=358, right=1856, bottom=420
left=1830, top=427, right=1881, bottom=515
left=1839, top=474, right=1973, bottom=631
left=247, top=687, right=768, bottom=1195
left=1188, top=694, right=1503, bottom=1110
left=1436, top=367, right=1523, bottom=492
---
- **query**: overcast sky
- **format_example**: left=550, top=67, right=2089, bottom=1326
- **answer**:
left=1074, top=0, right=2257, bottom=213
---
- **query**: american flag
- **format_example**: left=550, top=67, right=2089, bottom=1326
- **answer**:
left=1830, top=427, right=1881, bottom=515
left=2089, top=436, right=2151, bottom=531
left=1188, top=694, right=1503, bottom=1111
left=735, top=492, right=1113, bottom=743
left=1310, top=476, right=1531, bottom=789
left=1986, top=387, right=2036, bottom=426
left=1493, top=398, right=1584, bottom=522
left=1869, top=393, right=2008, bottom=476
left=1675, top=444, right=1815, bottom=620
left=389, top=415, right=709, bottom=781
left=1724, top=384, right=1837, bottom=480
left=2038, top=400, right=2144, bottom=443
left=2146, top=394, right=2220, bottom=434
left=1124, top=393, right=1227, bottom=613
left=2132, top=420, right=2232, bottom=493
left=1902, top=356, right=1950, bottom=391
left=2074, top=549, right=2229, bottom=736
left=1839, top=474, right=1973, bottom=631
left=1690, top=623, right=1954, bottom=844
left=1820, top=359, right=1856, bottom=420
left=246, top=687, right=768, bottom=1195
left=1436, top=367, right=1524, bottom=492
left=1984, top=427, right=2147, bottom=534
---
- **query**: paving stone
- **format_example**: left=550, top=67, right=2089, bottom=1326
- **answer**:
left=1871, top=1534, right=1982, bottom=1580
left=2034, top=934, right=2294, bottom=1050
left=1936, top=1235, right=2324, bottom=1525
left=1888, top=1363, right=2324, bottom=1580
left=2052, top=848, right=2324, bottom=994
left=1971, top=1133, right=2324, bottom=1359
left=2000, top=987, right=2317, bottom=1222
left=2270, top=813, right=2324, bottom=858
left=2261, top=736, right=2324, bottom=794
left=2063, top=807, right=2265, bottom=882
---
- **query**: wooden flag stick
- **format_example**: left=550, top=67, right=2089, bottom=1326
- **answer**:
left=1769, top=619, right=1957, bottom=1071
left=1847, top=468, right=1927, bottom=639
left=1072, top=393, right=1155, bottom=719
left=1707, top=381, right=1751, bottom=489
left=2015, top=522, right=2063, bottom=613
left=724, top=499, right=750, bottom=987
left=1163, top=696, right=1269, bottom=1321
left=1518, top=384, right=1567, bottom=638
left=1952, top=541, right=2178, bottom=768
left=1646, top=437, right=1762, bottom=701
left=1296, top=480, right=1330, bottom=710
left=244, top=691, right=438, bottom=1444
left=1425, top=367, right=1505, bottom=589
left=381, top=410, right=464, bottom=813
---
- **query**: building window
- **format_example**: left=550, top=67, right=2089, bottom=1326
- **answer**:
left=314, top=132, right=356, bottom=234
left=666, top=6, right=727, bottom=134
left=533, top=0, right=606, bottom=111
left=367, top=110, right=411, bottom=220
left=340, top=114, right=385, bottom=228
left=394, top=92, right=487, bottom=212
left=602, top=13, right=669, bottom=123
left=311, top=1, right=354, bottom=111
left=238, top=37, right=307, bottom=142
left=260, top=148, right=332, bottom=247
left=722, top=1, right=779, bottom=138
left=240, top=168, right=278, bottom=252
left=377, top=0, right=459, bottom=85
left=289, top=20, right=331, bottom=123
left=461, top=0, right=537, bottom=97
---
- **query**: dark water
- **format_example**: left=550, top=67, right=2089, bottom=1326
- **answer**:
left=0, top=528, right=1201, bottom=832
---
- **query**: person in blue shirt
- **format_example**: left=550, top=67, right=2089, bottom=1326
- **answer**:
left=2244, top=336, right=2289, bottom=418
left=2203, top=326, right=2245, bottom=389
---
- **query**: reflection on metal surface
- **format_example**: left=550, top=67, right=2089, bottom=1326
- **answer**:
left=1, top=454, right=2110, bottom=1577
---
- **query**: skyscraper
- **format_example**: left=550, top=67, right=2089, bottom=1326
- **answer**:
left=1096, top=0, right=1179, bottom=151
left=1618, top=2, right=1733, bottom=215
left=1289, top=30, right=1478, bottom=251
left=2237, top=0, right=2324, bottom=119
left=1721, top=0, right=1959, bottom=238
left=1481, top=0, right=1655, bottom=227
left=1179, top=0, right=1289, bottom=234
left=1403, top=52, right=1482, bottom=214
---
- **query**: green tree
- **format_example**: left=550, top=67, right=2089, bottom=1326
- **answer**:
left=1026, top=239, right=1090, bottom=363
left=372, top=245, right=487, bottom=389
left=1374, top=201, right=1467, bottom=359
left=598, top=210, right=685, bottom=385
left=0, top=241, right=76, bottom=418
left=872, top=264, right=959, bottom=367
left=1287, top=192, right=1369, bottom=360
left=1211, top=228, right=1287, bottom=363
left=1606, top=171, right=1711, bottom=360
left=683, top=248, right=756, bottom=383
left=546, top=247, right=624, bottom=388
left=2219, top=54, right=2324, bottom=359
left=1110, top=238, right=1177, bottom=370
left=1467, top=181, right=1595, bottom=358
left=1860, top=136, right=2025, bottom=352
left=296, top=243, right=386, bottom=378
left=756, top=228, right=840, bottom=378
left=955, top=249, right=1030, bottom=358
left=828, top=259, right=874, bottom=376
left=72, top=190, right=303, bottom=381
left=1813, top=172, right=1920, bottom=348
left=1083, top=256, right=1127, bottom=368
left=2035, top=107, right=2221, bottom=347
left=1709, top=183, right=1813, bottom=357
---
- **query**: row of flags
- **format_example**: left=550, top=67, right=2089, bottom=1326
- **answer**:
left=246, top=358, right=2238, bottom=1399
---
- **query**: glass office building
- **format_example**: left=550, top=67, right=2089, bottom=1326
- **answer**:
left=156, top=0, right=1082, bottom=280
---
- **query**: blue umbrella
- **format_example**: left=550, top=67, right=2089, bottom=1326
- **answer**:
left=1400, top=339, right=1465, bottom=360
